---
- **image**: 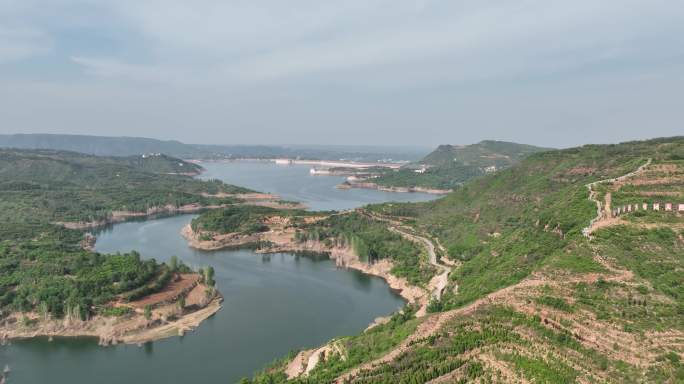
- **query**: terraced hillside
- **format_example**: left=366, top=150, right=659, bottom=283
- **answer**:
left=246, top=137, right=684, bottom=383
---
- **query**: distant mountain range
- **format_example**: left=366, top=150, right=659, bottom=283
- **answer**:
left=0, top=134, right=429, bottom=162
left=0, top=134, right=197, bottom=158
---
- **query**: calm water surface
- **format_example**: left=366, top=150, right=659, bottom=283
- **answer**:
left=1, top=161, right=439, bottom=384
left=199, top=160, right=438, bottom=211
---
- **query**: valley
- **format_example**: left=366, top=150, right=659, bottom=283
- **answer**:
left=0, top=138, right=682, bottom=383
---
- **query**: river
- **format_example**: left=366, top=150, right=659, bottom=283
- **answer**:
left=0, top=161, right=439, bottom=384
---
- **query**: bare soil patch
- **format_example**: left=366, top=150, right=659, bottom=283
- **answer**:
left=129, top=273, right=199, bottom=308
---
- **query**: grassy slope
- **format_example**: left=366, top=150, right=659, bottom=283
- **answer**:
left=420, top=140, right=549, bottom=168
left=247, top=137, right=684, bottom=383
left=372, top=140, right=551, bottom=190
left=372, top=139, right=677, bottom=309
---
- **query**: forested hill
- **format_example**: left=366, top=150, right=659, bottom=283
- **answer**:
left=370, top=140, right=551, bottom=190
left=377, top=138, right=682, bottom=306
left=0, top=148, right=250, bottom=224
left=0, top=134, right=203, bottom=158
left=248, top=137, right=684, bottom=383
left=0, top=149, right=251, bottom=323
left=0, top=149, right=203, bottom=182
left=418, top=140, right=551, bottom=169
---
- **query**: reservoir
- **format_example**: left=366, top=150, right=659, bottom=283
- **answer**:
left=198, top=160, right=437, bottom=211
left=0, top=161, right=438, bottom=384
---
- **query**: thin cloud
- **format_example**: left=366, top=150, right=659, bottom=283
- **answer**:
left=0, top=0, right=683, bottom=146
left=57, top=0, right=684, bottom=86
left=0, top=25, right=51, bottom=63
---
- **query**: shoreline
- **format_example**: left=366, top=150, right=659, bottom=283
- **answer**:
left=0, top=290, right=223, bottom=347
left=55, top=203, right=230, bottom=230
left=337, top=181, right=451, bottom=195
left=55, top=193, right=305, bottom=230
left=181, top=224, right=429, bottom=310
left=190, top=158, right=404, bottom=170
left=181, top=223, right=444, bottom=380
left=27, top=185, right=427, bottom=351
left=23, top=192, right=303, bottom=345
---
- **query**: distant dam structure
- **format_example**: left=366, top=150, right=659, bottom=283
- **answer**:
left=275, top=159, right=295, bottom=165
left=273, top=158, right=403, bottom=169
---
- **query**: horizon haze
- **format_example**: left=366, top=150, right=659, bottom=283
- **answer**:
left=1, top=1, right=683, bottom=147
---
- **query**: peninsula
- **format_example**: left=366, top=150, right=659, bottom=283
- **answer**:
left=325, top=140, right=550, bottom=194
left=0, top=149, right=277, bottom=345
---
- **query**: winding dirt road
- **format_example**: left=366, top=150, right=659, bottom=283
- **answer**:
left=362, top=210, right=452, bottom=305
left=582, top=158, right=652, bottom=238
left=388, top=227, right=450, bottom=302
left=335, top=171, right=656, bottom=383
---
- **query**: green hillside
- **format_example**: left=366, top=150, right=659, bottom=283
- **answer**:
left=0, top=134, right=203, bottom=158
left=0, top=149, right=249, bottom=223
left=371, top=140, right=551, bottom=190
left=0, top=149, right=251, bottom=321
left=130, top=153, right=203, bottom=174
left=248, top=137, right=684, bottom=383
left=378, top=140, right=678, bottom=306
left=420, top=140, right=550, bottom=168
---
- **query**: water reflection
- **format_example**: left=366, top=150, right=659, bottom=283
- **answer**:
left=143, top=342, right=153, bottom=356
left=1, top=161, right=438, bottom=384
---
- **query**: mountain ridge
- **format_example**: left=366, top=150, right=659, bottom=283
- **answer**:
left=0, top=133, right=428, bottom=162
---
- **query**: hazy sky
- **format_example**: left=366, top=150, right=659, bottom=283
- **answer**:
left=1, top=1, right=682, bottom=147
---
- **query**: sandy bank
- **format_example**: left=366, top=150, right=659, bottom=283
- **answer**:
left=119, top=296, right=222, bottom=345
left=1, top=271, right=222, bottom=346
left=181, top=224, right=262, bottom=251
left=0, top=295, right=222, bottom=346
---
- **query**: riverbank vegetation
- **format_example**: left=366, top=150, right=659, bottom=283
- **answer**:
left=0, top=149, right=251, bottom=224
left=295, top=213, right=434, bottom=286
left=244, top=305, right=421, bottom=384
left=188, top=206, right=435, bottom=285
left=0, top=149, right=247, bottom=320
left=190, top=205, right=316, bottom=235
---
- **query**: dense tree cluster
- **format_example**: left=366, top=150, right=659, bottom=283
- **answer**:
left=296, top=213, right=434, bottom=286
left=0, top=149, right=247, bottom=318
